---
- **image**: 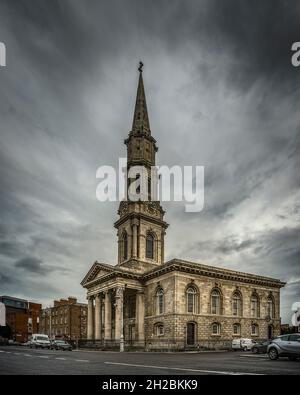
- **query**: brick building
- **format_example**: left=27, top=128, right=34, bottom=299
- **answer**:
left=81, top=66, right=285, bottom=350
left=39, top=297, right=87, bottom=340
left=0, top=295, right=41, bottom=342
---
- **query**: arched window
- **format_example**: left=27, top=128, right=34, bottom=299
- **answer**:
left=251, top=324, right=259, bottom=336
left=212, top=322, right=221, bottom=335
left=123, top=231, right=128, bottom=260
left=233, top=323, right=241, bottom=336
left=267, top=296, right=275, bottom=319
left=232, top=292, right=242, bottom=316
left=251, top=294, right=260, bottom=318
left=211, top=289, right=221, bottom=315
left=154, top=323, right=164, bottom=336
left=186, top=286, right=197, bottom=314
left=146, top=233, right=154, bottom=259
left=156, top=288, right=164, bottom=315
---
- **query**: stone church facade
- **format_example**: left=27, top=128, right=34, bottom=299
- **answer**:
left=81, top=66, right=285, bottom=350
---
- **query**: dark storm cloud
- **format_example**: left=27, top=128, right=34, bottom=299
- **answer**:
left=14, top=257, right=50, bottom=275
left=0, top=0, right=299, bottom=321
left=203, top=0, right=300, bottom=89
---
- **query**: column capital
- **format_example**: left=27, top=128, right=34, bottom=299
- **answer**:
left=115, top=285, right=126, bottom=298
left=131, top=218, right=139, bottom=226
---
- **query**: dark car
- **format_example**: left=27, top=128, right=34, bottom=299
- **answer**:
left=251, top=341, right=271, bottom=354
left=51, top=340, right=72, bottom=351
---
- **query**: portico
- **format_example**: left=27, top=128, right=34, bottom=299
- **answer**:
left=84, top=275, right=145, bottom=348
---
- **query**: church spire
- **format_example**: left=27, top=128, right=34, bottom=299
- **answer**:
left=132, top=62, right=150, bottom=134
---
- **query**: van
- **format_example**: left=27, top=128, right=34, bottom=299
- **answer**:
left=232, top=338, right=256, bottom=351
left=30, top=334, right=51, bottom=349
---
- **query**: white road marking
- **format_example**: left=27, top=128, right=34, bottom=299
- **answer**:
left=75, top=359, right=89, bottom=363
left=239, top=354, right=268, bottom=359
left=0, top=350, right=5, bottom=353
left=37, top=355, right=49, bottom=359
left=13, top=352, right=21, bottom=355
left=55, top=357, right=66, bottom=360
left=104, top=362, right=264, bottom=375
left=5, top=351, right=11, bottom=354
left=24, top=354, right=32, bottom=357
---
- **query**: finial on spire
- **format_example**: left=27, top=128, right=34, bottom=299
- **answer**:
left=138, top=61, right=144, bottom=73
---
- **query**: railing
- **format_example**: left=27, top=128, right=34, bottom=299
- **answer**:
left=77, top=338, right=241, bottom=351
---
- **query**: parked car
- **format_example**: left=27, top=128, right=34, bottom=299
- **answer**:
left=251, top=341, right=271, bottom=354
left=21, top=341, right=31, bottom=347
left=50, top=340, right=72, bottom=351
left=268, top=334, right=300, bottom=361
left=30, top=334, right=51, bottom=349
left=232, top=338, right=256, bottom=351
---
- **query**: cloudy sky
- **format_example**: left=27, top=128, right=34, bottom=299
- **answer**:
left=0, top=0, right=299, bottom=323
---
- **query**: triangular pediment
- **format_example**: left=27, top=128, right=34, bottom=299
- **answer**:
left=81, top=261, right=115, bottom=286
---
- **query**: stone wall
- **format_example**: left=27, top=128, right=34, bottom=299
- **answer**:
left=143, top=271, right=281, bottom=350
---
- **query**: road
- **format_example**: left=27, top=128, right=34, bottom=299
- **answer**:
left=0, top=346, right=299, bottom=375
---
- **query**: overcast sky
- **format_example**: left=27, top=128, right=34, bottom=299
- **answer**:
left=0, top=0, right=299, bottom=323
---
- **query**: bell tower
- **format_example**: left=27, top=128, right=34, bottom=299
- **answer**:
left=114, top=63, right=168, bottom=270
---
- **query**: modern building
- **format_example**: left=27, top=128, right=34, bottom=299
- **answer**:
left=81, top=66, right=285, bottom=350
left=39, top=297, right=87, bottom=340
left=0, top=295, right=41, bottom=342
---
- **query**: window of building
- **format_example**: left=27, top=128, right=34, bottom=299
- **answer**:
left=251, top=294, right=259, bottom=318
left=128, top=295, right=136, bottom=318
left=233, top=323, right=241, bottom=336
left=186, top=322, right=197, bottom=345
left=146, top=233, right=154, bottom=259
left=211, top=289, right=221, bottom=315
left=251, top=324, right=259, bottom=336
left=232, top=292, right=242, bottom=316
left=156, top=288, right=164, bottom=315
left=212, top=322, right=221, bottom=335
left=154, top=323, right=164, bottom=336
left=186, top=286, right=197, bottom=314
left=267, top=296, right=275, bottom=319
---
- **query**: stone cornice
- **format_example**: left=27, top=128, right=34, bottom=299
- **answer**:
left=81, top=258, right=286, bottom=290
left=143, top=259, right=286, bottom=288
left=114, top=211, right=168, bottom=229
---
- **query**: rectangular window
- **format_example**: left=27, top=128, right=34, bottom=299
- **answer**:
left=211, top=296, right=220, bottom=315
left=187, top=294, right=194, bottom=313
left=251, top=300, right=257, bottom=318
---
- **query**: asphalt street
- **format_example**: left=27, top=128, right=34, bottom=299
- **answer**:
left=0, top=346, right=299, bottom=375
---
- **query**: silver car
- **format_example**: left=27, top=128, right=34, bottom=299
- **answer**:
left=268, top=334, right=300, bottom=361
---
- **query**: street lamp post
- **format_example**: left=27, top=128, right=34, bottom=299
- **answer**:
left=116, top=286, right=125, bottom=352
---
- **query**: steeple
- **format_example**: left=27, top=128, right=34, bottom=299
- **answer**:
left=114, top=63, right=168, bottom=269
left=125, top=62, right=158, bottom=169
left=131, top=62, right=150, bottom=135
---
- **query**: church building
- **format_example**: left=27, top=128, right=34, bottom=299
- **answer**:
left=81, top=66, right=285, bottom=351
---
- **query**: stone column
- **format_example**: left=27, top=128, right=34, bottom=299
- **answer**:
left=87, top=296, right=94, bottom=340
left=132, top=222, right=138, bottom=258
left=136, top=290, right=145, bottom=343
left=115, top=286, right=125, bottom=351
left=104, top=291, right=112, bottom=341
left=161, top=230, right=166, bottom=264
left=95, top=294, right=102, bottom=340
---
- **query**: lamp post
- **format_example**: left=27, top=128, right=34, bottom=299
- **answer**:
left=116, top=286, right=125, bottom=352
